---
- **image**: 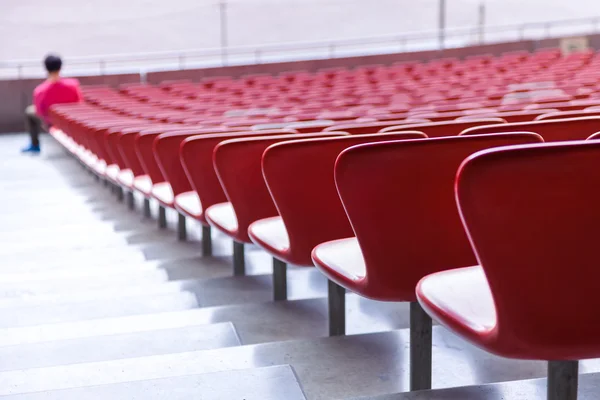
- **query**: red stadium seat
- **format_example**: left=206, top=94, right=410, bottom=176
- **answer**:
left=322, top=119, right=428, bottom=134
left=461, top=117, right=600, bottom=142
left=154, top=129, right=297, bottom=240
left=209, top=132, right=345, bottom=277
left=179, top=130, right=295, bottom=259
left=418, top=140, right=600, bottom=400
left=456, top=109, right=559, bottom=123
left=380, top=118, right=506, bottom=137
left=248, top=132, right=426, bottom=303
left=534, top=109, right=600, bottom=121
left=312, top=133, right=542, bottom=390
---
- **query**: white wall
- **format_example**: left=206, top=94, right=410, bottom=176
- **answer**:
left=1, top=0, right=599, bottom=61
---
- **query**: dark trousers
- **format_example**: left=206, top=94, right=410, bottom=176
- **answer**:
left=25, top=105, right=44, bottom=147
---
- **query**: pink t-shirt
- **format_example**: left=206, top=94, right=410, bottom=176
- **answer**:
left=33, top=78, right=83, bottom=124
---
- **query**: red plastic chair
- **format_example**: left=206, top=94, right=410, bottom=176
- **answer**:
left=130, top=126, right=198, bottom=222
left=322, top=119, right=428, bottom=134
left=104, top=123, right=156, bottom=203
left=535, top=110, right=600, bottom=121
left=179, top=130, right=295, bottom=260
left=587, top=131, right=600, bottom=140
left=286, top=120, right=335, bottom=133
left=456, top=109, right=559, bottom=123
left=210, top=132, right=345, bottom=279
left=312, top=132, right=543, bottom=391
left=417, top=140, right=600, bottom=400
left=379, top=118, right=507, bottom=137
left=154, top=128, right=253, bottom=239
left=248, top=132, right=426, bottom=304
left=461, top=117, right=600, bottom=142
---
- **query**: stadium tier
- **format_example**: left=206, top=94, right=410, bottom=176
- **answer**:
left=4, top=47, right=600, bottom=400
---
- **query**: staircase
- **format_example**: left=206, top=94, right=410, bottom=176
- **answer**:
left=3, top=133, right=600, bottom=399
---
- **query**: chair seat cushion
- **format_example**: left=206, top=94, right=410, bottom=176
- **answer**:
left=312, top=237, right=366, bottom=281
left=133, top=175, right=153, bottom=196
left=92, top=159, right=107, bottom=176
left=151, top=182, right=174, bottom=207
left=105, top=164, right=120, bottom=182
left=117, top=169, right=134, bottom=188
left=417, top=266, right=496, bottom=337
left=175, top=191, right=203, bottom=219
left=80, top=149, right=95, bottom=166
left=248, top=216, right=290, bottom=256
left=206, top=202, right=238, bottom=236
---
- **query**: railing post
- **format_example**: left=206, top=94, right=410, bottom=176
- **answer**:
left=329, top=44, right=335, bottom=58
left=17, top=64, right=23, bottom=80
left=99, top=60, right=105, bottom=75
left=219, top=1, right=229, bottom=66
left=255, top=49, right=261, bottom=64
left=478, top=1, right=486, bottom=44
left=439, top=0, right=446, bottom=50
left=545, top=23, right=551, bottom=38
left=178, top=54, right=185, bottom=70
left=519, top=24, right=526, bottom=41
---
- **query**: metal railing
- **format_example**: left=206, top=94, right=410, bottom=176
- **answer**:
left=1, top=16, right=599, bottom=80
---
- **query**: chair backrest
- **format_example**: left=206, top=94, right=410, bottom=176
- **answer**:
left=155, top=129, right=296, bottom=199
left=455, top=140, right=600, bottom=359
left=322, top=119, right=428, bottom=134
left=587, top=131, right=600, bottom=140
left=334, top=133, right=543, bottom=301
left=105, top=123, right=153, bottom=169
left=379, top=118, right=507, bottom=137
left=460, top=117, right=600, bottom=142
left=213, top=132, right=346, bottom=242
left=179, top=130, right=295, bottom=224
left=286, top=120, right=335, bottom=133
left=118, top=125, right=171, bottom=177
left=135, top=126, right=193, bottom=184
left=456, top=109, right=559, bottom=123
left=535, top=110, right=600, bottom=121
left=261, top=132, right=426, bottom=266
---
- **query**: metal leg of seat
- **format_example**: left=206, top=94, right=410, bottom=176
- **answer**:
left=143, top=198, right=151, bottom=218
left=233, top=241, right=245, bottom=276
left=328, top=280, right=346, bottom=336
left=126, top=191, right=135, bottom=210
left=103, top=178, right=108, bottom=187
left=273, top=258, right=287, bottom=301
left=116, top=186, right=124, bottom=202
left=202, top=225, right=213, bottom=257
left=548, top=361, right=579, bottom=400
left=158, top=205, right=167, bottom=228
left=410, top=301, right=432, bottom=391
left=177, top=213, right=187, bottom=241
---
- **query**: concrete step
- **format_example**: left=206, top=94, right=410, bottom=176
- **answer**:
left=0, top=268, right=325, bottom=309
left=355, top=372, right=600, bottom=400
left=0, top=231, right=208, bottom=257
left=0, top=252, right=273, bottom=298
left=0, top=322, right=241, bottom=372
left=3, top=327, right=598, bottom=400
left=1, top=365, right=307, bottom=400
left=0, top=237, right=210, bottom=267
left=0, top=294, right=410, bottom=347
left=0, top=247, right=147, bottom=270
left=0, top=291, right=201, bottom=328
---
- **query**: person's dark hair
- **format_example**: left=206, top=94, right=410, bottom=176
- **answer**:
left=44, top=54, right=62, bottom=73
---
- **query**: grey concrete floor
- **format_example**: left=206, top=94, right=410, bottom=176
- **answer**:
left=1, top=133, right=599, bottom=400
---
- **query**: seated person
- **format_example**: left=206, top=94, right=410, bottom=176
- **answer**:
left=23, top=54, right=83, bottom=153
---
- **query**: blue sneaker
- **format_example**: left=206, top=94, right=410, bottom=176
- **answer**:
left=21, top=144, right=41, bottom=154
